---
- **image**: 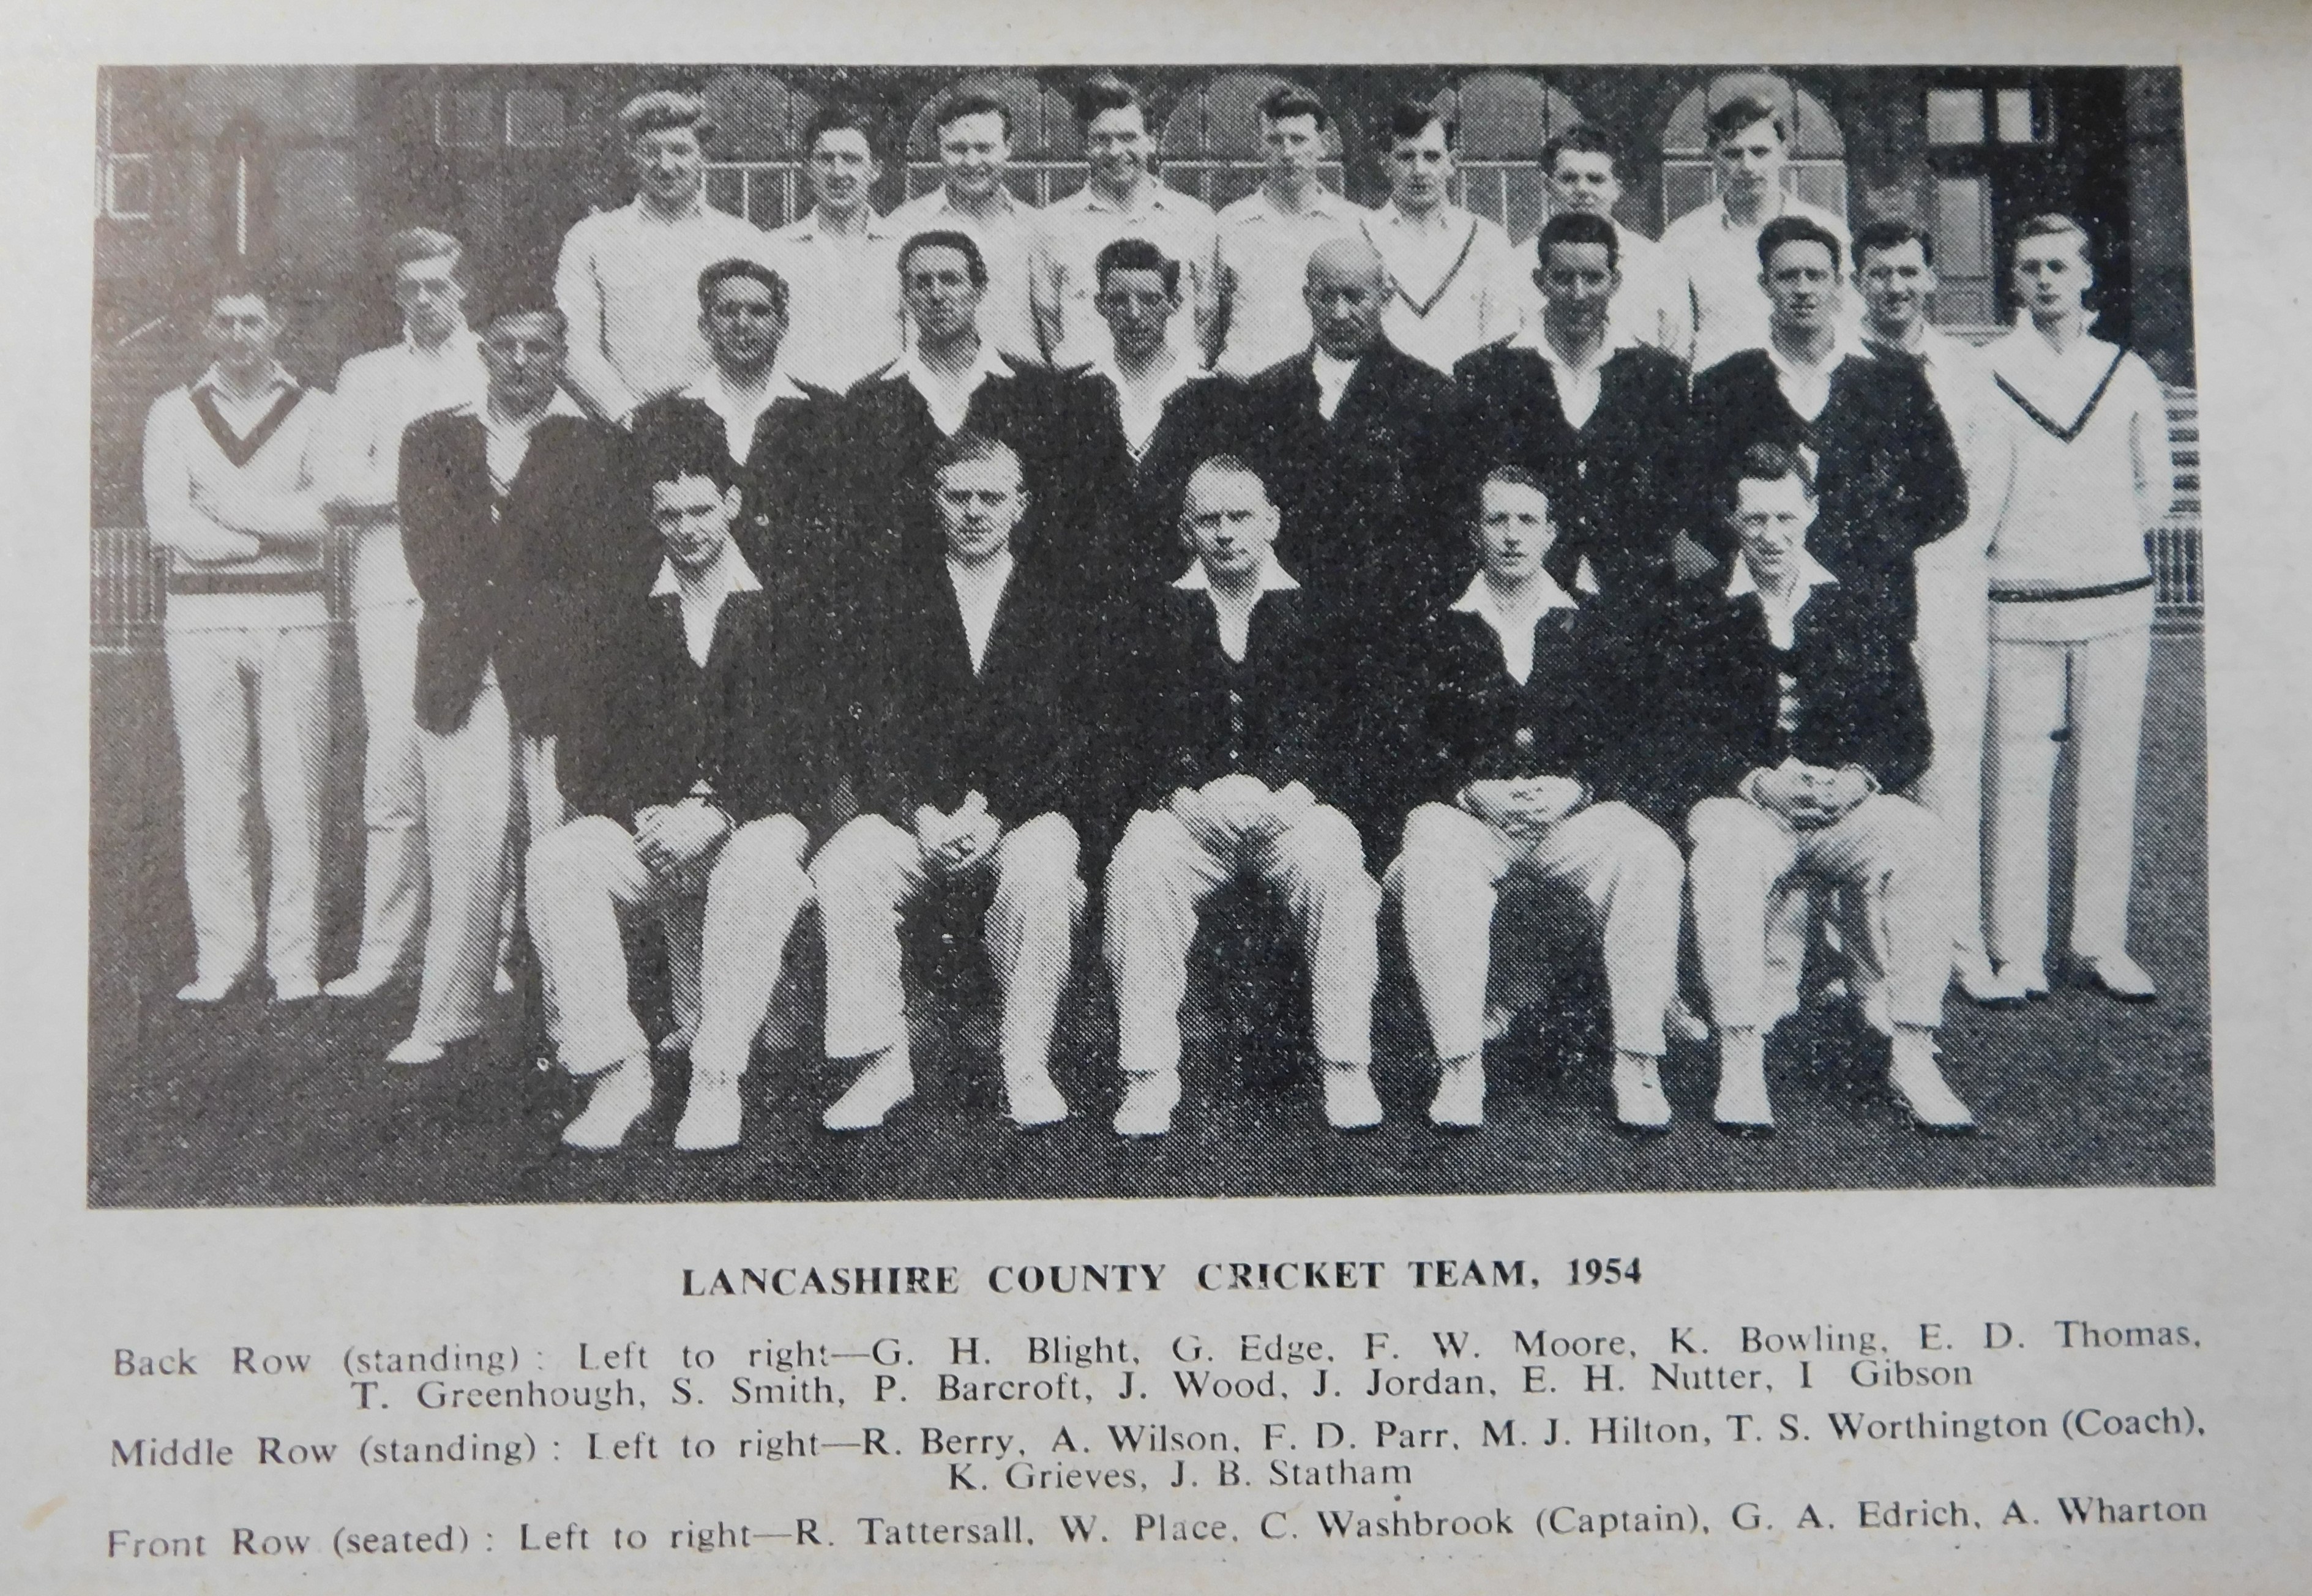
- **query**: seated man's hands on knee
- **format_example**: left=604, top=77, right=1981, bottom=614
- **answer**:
left=1745, top=759, right=1871, bottom=830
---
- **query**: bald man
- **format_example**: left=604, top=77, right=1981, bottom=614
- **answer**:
left=1236, top=236, right=1463, bottom=845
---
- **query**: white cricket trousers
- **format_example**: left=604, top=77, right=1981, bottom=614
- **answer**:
left=1912, top=551, right=1994, bottom=964
left=1986, top=621, right=2151, bottom=972
left=409, top=672, right=566, bottom=1046
left=688, top=815, right=817, bottom=1082
left=814, top=812, right=1085, bottom=1067
left=1388, top=800, right=1683, bottom=1060
left=164, top=621, right=331, bottom=985
left=348, top=597, right=426, bottom=974
left=1688, top=794, right=1949, bottom=1033
left=525, top=813, right=715, bottom=1076
left=1105, top=804, right=1379, bottom=1076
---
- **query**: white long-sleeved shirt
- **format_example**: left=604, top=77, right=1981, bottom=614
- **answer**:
left=141, top=364, right=329, bottom=630
left=651, top=537, right=764, bottom=667
left=554, top=195, right=774, bottom=422
left=1033, top=179, right=1219, bottom=370
left=1213, top=185, right=1367, bottom=378
left=766, top=207, right=907, bottom=395
left=1985, top=325, right=2174, bottom=642
left=1084, top=348, right=1210, bottom=460
left=946, top=550, right=1015, bottom=675
left=889, top=185, right=1044, bottom=367
left=672, top=362, right=812, bottom=465
left=1661, top=192, right=1852, bottom=375
left=1361, top=203, right=1525, bottom=375
left=314, top=329, right=487, bottom=609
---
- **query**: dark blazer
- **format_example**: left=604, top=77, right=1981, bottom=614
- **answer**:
left=850, top=553, right=1087, bottom=832
left=399, top=406, right=650, bottom=737
left=1236, top=340, right=1464, bottom=637
left=1656, top=573, right=1932, bottom=818
left=627, top=383, right=850, bottom=596
left=1452, top=339, right=1692, bottom=607
left=558, top=576, right=847, bottom=840
left=1098, top=581, right=1353, bottom=849
left=836, top=360, right=1131, bottom=589
left=1410, top=597, right=1677, bottom=827
left=1076, top=367, right=1248, bottom=604
left=1688, top=348, right=1966, bottom=632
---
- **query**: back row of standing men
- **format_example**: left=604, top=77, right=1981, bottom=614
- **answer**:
left=143, top=80, right=2175, bottom=1152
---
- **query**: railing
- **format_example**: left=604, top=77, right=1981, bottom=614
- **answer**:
left=88, top=386, right=2208, bottom=652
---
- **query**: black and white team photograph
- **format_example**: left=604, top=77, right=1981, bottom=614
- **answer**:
left=86, top=64, right=2208, bottom=1204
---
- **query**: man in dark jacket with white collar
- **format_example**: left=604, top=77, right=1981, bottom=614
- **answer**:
left=1666, top=444, right=1973, bottom=1138
left=1101, top=455, right=1382, bottom=1138
left=1386, top=466, right=1686, bottom=1132
left=809, top=433, right=1090, bottom=1133
left=1236, top=235, right=1464, bottom=641
left=528, top=433, right=844, bottom=1152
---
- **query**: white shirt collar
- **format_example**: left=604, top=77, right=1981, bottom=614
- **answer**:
left=788, top=206, right=897, bottom=242
left=1726, top=547, right=1838, bottom=601
left=403, top=327, right=481, bottom=363
left=885, top=338, right=1012, bottom=432
left=1510, top=315, right=1640, bottom=370
left=1765, top=329, right=1864, bottom=381
left=1371, top=200, right=1466, bottom=236
left=465, top=387, right=586, bottom=429
left=1173, top=552, right=1301, bottom=592
left=679, top=360, right=807, bottom=412
left=650, top=539, right=764, bottom=600
left=1248, top=184, right=1354, bottom=222
left=1090, top=345, right=1204, bottom=398
left=629, top=192, right=710, bottom=226
left=1076, top=178, right=1175, bottom=217
left=1451, top=569, right=1579, bottom=622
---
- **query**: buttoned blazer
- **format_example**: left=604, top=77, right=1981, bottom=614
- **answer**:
left=398, top=409, right=651, bottom=737
left=1074, top=370, right=1249, bottom=606
left=559, top=581, right=846, bottom=839
left=848, top=554, right=1088, bottom=832
left=1410, top=601, right=1676, bottom=824
left=1235, top=341, right=1465, bottom=636
left=1451, top=341, right=1693, bottom=607
left=1688, top=349, right=1967, bottom=632
left=1656, top=578, right=1933, bottom=815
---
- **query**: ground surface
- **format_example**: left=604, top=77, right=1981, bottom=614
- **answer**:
left=87, top=633, right=2212, bottom=1206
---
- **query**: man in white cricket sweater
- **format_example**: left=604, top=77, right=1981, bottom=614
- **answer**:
left=1982, top=214, right=2176, bottom=1002
left=141, top=277, right=332, bottom=1004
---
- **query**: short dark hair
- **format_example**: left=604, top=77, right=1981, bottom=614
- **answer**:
left=933, top=429, right=1020, bottom=479
left=1537, top=211, right=1620, bottom=270
left=803, top=101, right=879, bottom=159
left=1707, top=94, right=1787, bottom=148
left=635, top=424, right=741, bottom=495
left=935, top=89, right=1012, bottom=141
left=1074, top=75, right=1145, bottom=130
left=476, top=288, right=567, bottom=338
left=1385, top=98, right=1456, bottom=148
left=1473, top=463, right=1553, bottom=526
left=1757, top=214, right=1844, bottom=275
left=1258, top=84, right=1329, bottom=132
left=900, top=229, right=989, bottom=287
left=1729, top=441, right=1817, bottom=504
left=1854, top=216, right=1933, bottom=269
left=1542, top=124, right=1622, bottom=176
left=1094, top=237, right=1181, bottom=296
left=203, top=267, right=283, bottom=317
left=697, top=257, right=789, bottom=315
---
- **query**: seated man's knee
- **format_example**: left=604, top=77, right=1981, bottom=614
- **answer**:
left=527, top=813, right=623, bottom=887
left=1398, top=800, right=1472, bottom=860
left=1686, top=796, right=1762, bottom=852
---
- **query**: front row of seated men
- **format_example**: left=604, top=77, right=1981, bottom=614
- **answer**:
left=531, top=408, right=1975, bottom=1152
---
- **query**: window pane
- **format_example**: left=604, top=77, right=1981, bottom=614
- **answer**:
left=1926, top=88, right=1986, bottom=145
left=1934, top=176, right=1992, bottom=276
left=106, top=155, right=154, bottom=218
left=442, top=89, right=496, bottom=148
left=1996, top=88, right=2038, bottom=144
left=506, top=89, right=565, bottom=149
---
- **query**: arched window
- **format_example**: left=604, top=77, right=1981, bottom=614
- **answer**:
left=1429, top=72, right=1590, bottom=243
left=905, top=74, right=1087, bottom=207
left=1660, top=71, right=1848, bottom=226
left=1158, top=71, right=1343, bottom=211
left=699, top=70, right=819, bottom=229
